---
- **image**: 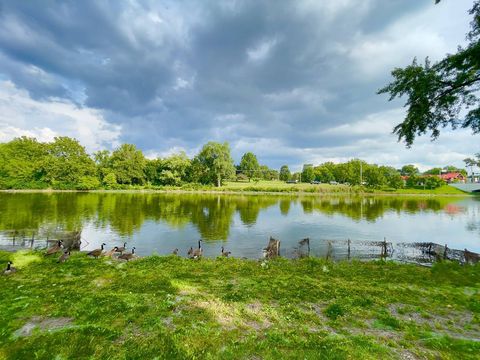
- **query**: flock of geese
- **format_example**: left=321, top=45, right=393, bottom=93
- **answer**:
left=3, top=238, right=233, bottom=275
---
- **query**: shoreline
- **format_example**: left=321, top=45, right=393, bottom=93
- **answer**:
left=1, top=249, right=479, bottom=359
left=0, top=188, right=473, bottom=197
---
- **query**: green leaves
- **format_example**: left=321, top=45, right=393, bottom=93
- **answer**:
left=379, top=2, right=480, bottom=146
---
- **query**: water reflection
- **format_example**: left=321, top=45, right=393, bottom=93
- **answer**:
left=0, top=193, right=478, bottom=254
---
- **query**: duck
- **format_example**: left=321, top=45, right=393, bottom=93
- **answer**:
left=3, top=261, right=16, bottom=275
left=115, top=242, right=127, bottom=254
left=192, top=240, right=203, bottom=259
left=172, top=248, right=179, bottom=256
left=87, top=243, right=106, bottom=259
left=104, top=246, right=119, bottom=257
left=221, top=246, right=231, bottom=257
left=58, top=250, right=71, bottom=263
left=118, top=247, right=136, bottom=261
left=45, top=240, right=64, bottom=256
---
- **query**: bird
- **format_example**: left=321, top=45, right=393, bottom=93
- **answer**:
left=172, top=248, right=179, bottom=255
left=221, top=246, right=231, bottom=257
left=187, top=246, right=193, bottom=258
left=115, top=242, right=127, bottom=254
left=3, top=261, right=16, bottom=275
left=104, top=246, right=119, bottom=257
left=192, top=240, right=203, bottom=259
left=58, top=250, right=71, bottom=263
left=118, top=247, right=136, bottom=261
left=45, top=240, right=64, bottom=256
left=87, top=243, right=106, bottom=259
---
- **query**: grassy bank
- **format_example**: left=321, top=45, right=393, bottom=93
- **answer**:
left=1, top=251, right=479, bottom=359
left=0, top=181, right=470, bottom=196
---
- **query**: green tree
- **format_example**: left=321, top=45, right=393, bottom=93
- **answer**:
left=0, top=137, right=48, bottom=188
left=314, top=163, right=335, bottom=183
left=93, top=150, right=112, bottom=180
left=380, top=166, right=403, bottom=189
left=158, top=152, right=191, bottom=186
left=110, top=144, right=146, bottom=185
left=400, top=165, right=419, bottom=176
left=192, top=142, right=235, bottom=187
left=424, top=167, right=443, bottom=175
left=378, top=1, right=480, bottom=146
left=239, top=152, right=260, bottom=181
left=364, top=165, right=387, bottom=188
left=279, top=165, right=291, bottom=181
left=43, top=137, right=96, bottom=188
left=103, top=172, right=118, bottom=189
left=301, top=164, right=315, bottom=183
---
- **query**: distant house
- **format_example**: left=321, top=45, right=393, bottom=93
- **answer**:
left=439, top=172, right=466, bottom=183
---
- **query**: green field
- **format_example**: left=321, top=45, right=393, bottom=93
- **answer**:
left=220, top=181, right=468, bottom=195
left=1, top=250, right=479, bottom=359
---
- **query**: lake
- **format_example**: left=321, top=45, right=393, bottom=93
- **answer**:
left=0, top=192, right=479, bottom=261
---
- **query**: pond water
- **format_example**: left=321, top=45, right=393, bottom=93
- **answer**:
left=0, top=192, right=479, bottom=260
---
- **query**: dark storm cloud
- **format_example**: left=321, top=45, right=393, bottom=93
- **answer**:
left=0, top=0, right=476, bottom=169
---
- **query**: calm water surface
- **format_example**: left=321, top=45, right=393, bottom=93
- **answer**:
left=0, top=192, right=479, bottom=258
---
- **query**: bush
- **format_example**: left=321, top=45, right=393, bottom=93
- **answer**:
left=103, top=172, right=118, bottom=189
left=76, top=176, right=101, bottom=190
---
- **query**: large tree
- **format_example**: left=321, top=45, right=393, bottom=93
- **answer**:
left=192, top=142, right=235, bottom=187
left=378, top=1, right=480, bottom=146
left=279, top=165, right=291, bottom=181
left=110, top=144, right=146, bottom=185
left=239, top=152, right=260, bottom=181
left=43, top=136, right=97, bottom=187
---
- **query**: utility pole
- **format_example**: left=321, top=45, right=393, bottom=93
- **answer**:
left=360, top=161, right=363, bottom=186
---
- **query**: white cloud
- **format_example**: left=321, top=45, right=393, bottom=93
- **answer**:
left=0, top=81, right=121, bottom=152
left=247, top=38, right=278, bottom=63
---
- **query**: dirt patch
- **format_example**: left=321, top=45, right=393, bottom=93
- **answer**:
left=14, top=316, right=73, bottom=337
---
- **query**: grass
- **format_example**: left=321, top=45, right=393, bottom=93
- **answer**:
left=1, top=250, right=480, bottom=359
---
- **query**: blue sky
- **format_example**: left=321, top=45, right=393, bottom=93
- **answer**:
left=0, top=0, right=478, bottom=171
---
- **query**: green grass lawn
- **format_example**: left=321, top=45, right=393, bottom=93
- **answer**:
left=1, top=250, right=479, bottom=359
left=221, top=181, right=468, bottom=195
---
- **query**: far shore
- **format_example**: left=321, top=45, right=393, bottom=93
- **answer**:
left=0, top=187, right=473, bottom=197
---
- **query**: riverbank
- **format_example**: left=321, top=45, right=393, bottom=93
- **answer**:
left=0, top=181, right=471, bottom=196
left=1, top=250, right=479, bottom=359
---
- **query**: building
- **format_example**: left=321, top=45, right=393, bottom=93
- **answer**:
left=439, top=172, right=466, bottom=183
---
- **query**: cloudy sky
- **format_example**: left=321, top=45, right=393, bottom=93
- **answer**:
left=0, top=0, right=478, bottom=171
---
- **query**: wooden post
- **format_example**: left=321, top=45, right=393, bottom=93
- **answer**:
left=443, top=244, right=448, bottom=260
left=347, top=238, right=351, bottom=260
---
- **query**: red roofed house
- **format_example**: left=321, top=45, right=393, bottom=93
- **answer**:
left=439, top=172, right=466, bottom=183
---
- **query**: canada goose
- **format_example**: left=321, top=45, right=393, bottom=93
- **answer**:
left=58, top=250, right=71, bottom=263
left=187, top=247, right=193, bottom=258
left=221, top=246, right=231, bottom=257
left=118, top=247, right=136, bottom=261
left=3, top=261, right=16, bottom=275
left=87, top=243, right=106, bottom=259
left=45, top=240, right=64, bottom=256
left=104, top=246, right=119, bottom=257
left=115, top=242, right=127, bottom=254
left=192, top=240, right=203, bottom=259
left=172, top=248, right=179, bottom=255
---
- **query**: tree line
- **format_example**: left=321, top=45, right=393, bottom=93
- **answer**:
left=0, top=137, right=277, bottom=189
left=0, top=136, right=473, bottom=190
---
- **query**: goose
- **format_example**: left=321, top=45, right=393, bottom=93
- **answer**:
left=104, top=246, right=119, bottom=257
left=3, top=261, right=16, bottom=275
left=115, top=242, right=127, bottom=254
left=58, top=250, right=71, bottom=263
left=187, top=246, right=193, bottom=258
left=192, top=240, right=203, bottom=259
left=87, top=243, right=106, bottom=259
left=118, top=247, right=136, bottom=261
left=172, top=248, right=179, bottom=256
left=221, top=246, right=231, bottom=257
left=45, top=240, right=64, bottom=256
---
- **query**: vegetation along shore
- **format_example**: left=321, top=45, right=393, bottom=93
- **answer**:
left=1, top=249, right=479, bottom=359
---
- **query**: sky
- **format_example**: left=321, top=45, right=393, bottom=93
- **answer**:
left=0, top=0, right=478, bottom=172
